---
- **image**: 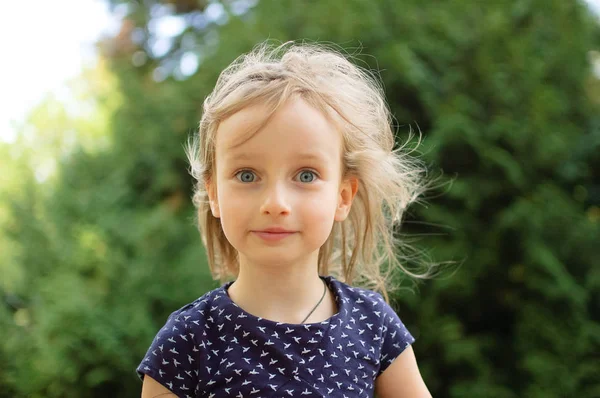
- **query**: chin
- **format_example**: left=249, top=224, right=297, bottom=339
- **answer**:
left=241, top=249, right=312, bottom=267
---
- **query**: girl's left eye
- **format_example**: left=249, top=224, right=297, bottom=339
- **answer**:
left=235, top=170, right=257, bottom=183
left=295, top=170, right=318, bottom=183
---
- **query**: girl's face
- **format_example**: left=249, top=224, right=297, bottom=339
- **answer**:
left=207, top=97, right=357, bottom=270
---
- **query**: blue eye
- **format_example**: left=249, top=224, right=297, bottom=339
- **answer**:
left=296, top=170, right=317, bottom=183
left=235, top=170, right=256, bottom=183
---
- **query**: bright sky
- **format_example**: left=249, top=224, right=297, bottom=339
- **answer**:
left=0, top=0, right=599, bottom=145
left=0, top=0, right=118, bottom=144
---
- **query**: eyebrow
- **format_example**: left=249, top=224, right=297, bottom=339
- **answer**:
left=224, top=152, right=329, bottom=162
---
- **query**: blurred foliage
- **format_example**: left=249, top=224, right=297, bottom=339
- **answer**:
left=1, top=0, right=599, bottom=397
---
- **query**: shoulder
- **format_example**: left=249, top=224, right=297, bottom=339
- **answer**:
left=136, top=284, right=229, bottom=388
left=164, top=283, right=228, bottom=327
left=328, top=277, right=416, bottom=373
left=328, top=276, right=400, bottom=322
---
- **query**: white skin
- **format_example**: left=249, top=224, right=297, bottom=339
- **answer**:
left=206, top=96, right=358, bottom=324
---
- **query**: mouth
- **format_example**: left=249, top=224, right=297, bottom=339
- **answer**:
left=251, top=229, right=297, bottom=242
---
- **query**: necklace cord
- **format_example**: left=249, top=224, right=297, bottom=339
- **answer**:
left=300, top=278, right=327, bottom=324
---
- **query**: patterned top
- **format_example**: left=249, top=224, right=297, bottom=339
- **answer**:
left=136, top=275, right=415, bottom=397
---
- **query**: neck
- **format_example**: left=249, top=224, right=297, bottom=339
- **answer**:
left=226, top=252, right=332, bottom=324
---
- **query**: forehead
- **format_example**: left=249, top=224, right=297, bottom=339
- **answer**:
left=215, top=97, right=342, bottom=163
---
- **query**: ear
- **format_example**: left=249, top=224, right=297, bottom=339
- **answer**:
left=334, top=176, right=358, bottom=222
left=205, top=179, right=220, bottom=218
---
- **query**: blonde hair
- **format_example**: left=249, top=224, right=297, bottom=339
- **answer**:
left=186, top=41, right=429, bottom=301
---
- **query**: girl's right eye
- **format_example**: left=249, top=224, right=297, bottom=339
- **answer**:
left=235, top=170, right=256, bottom=183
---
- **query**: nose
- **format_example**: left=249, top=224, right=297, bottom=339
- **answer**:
left=260, top=182, right=291, bottom=216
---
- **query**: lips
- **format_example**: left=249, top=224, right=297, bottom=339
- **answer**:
left=256, top=227, right=295, bottom=233
left=251, top=228, right=297, bottom=242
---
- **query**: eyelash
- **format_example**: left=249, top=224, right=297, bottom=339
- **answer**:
left=234, top=169, right=319, bottom=183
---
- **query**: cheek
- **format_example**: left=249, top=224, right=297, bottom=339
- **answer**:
left=216, top=185, right=251, bottom=240
left=299, top=188, right=339, bottom=231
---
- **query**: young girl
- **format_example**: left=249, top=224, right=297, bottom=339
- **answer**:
left=137, top=41, right=432, bottom=397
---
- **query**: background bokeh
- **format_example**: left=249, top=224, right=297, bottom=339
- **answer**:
left=1, top=0, right=599, bottom=397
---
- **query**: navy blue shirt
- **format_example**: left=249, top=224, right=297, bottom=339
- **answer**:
left=136, top=275, right=415, bottom=397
